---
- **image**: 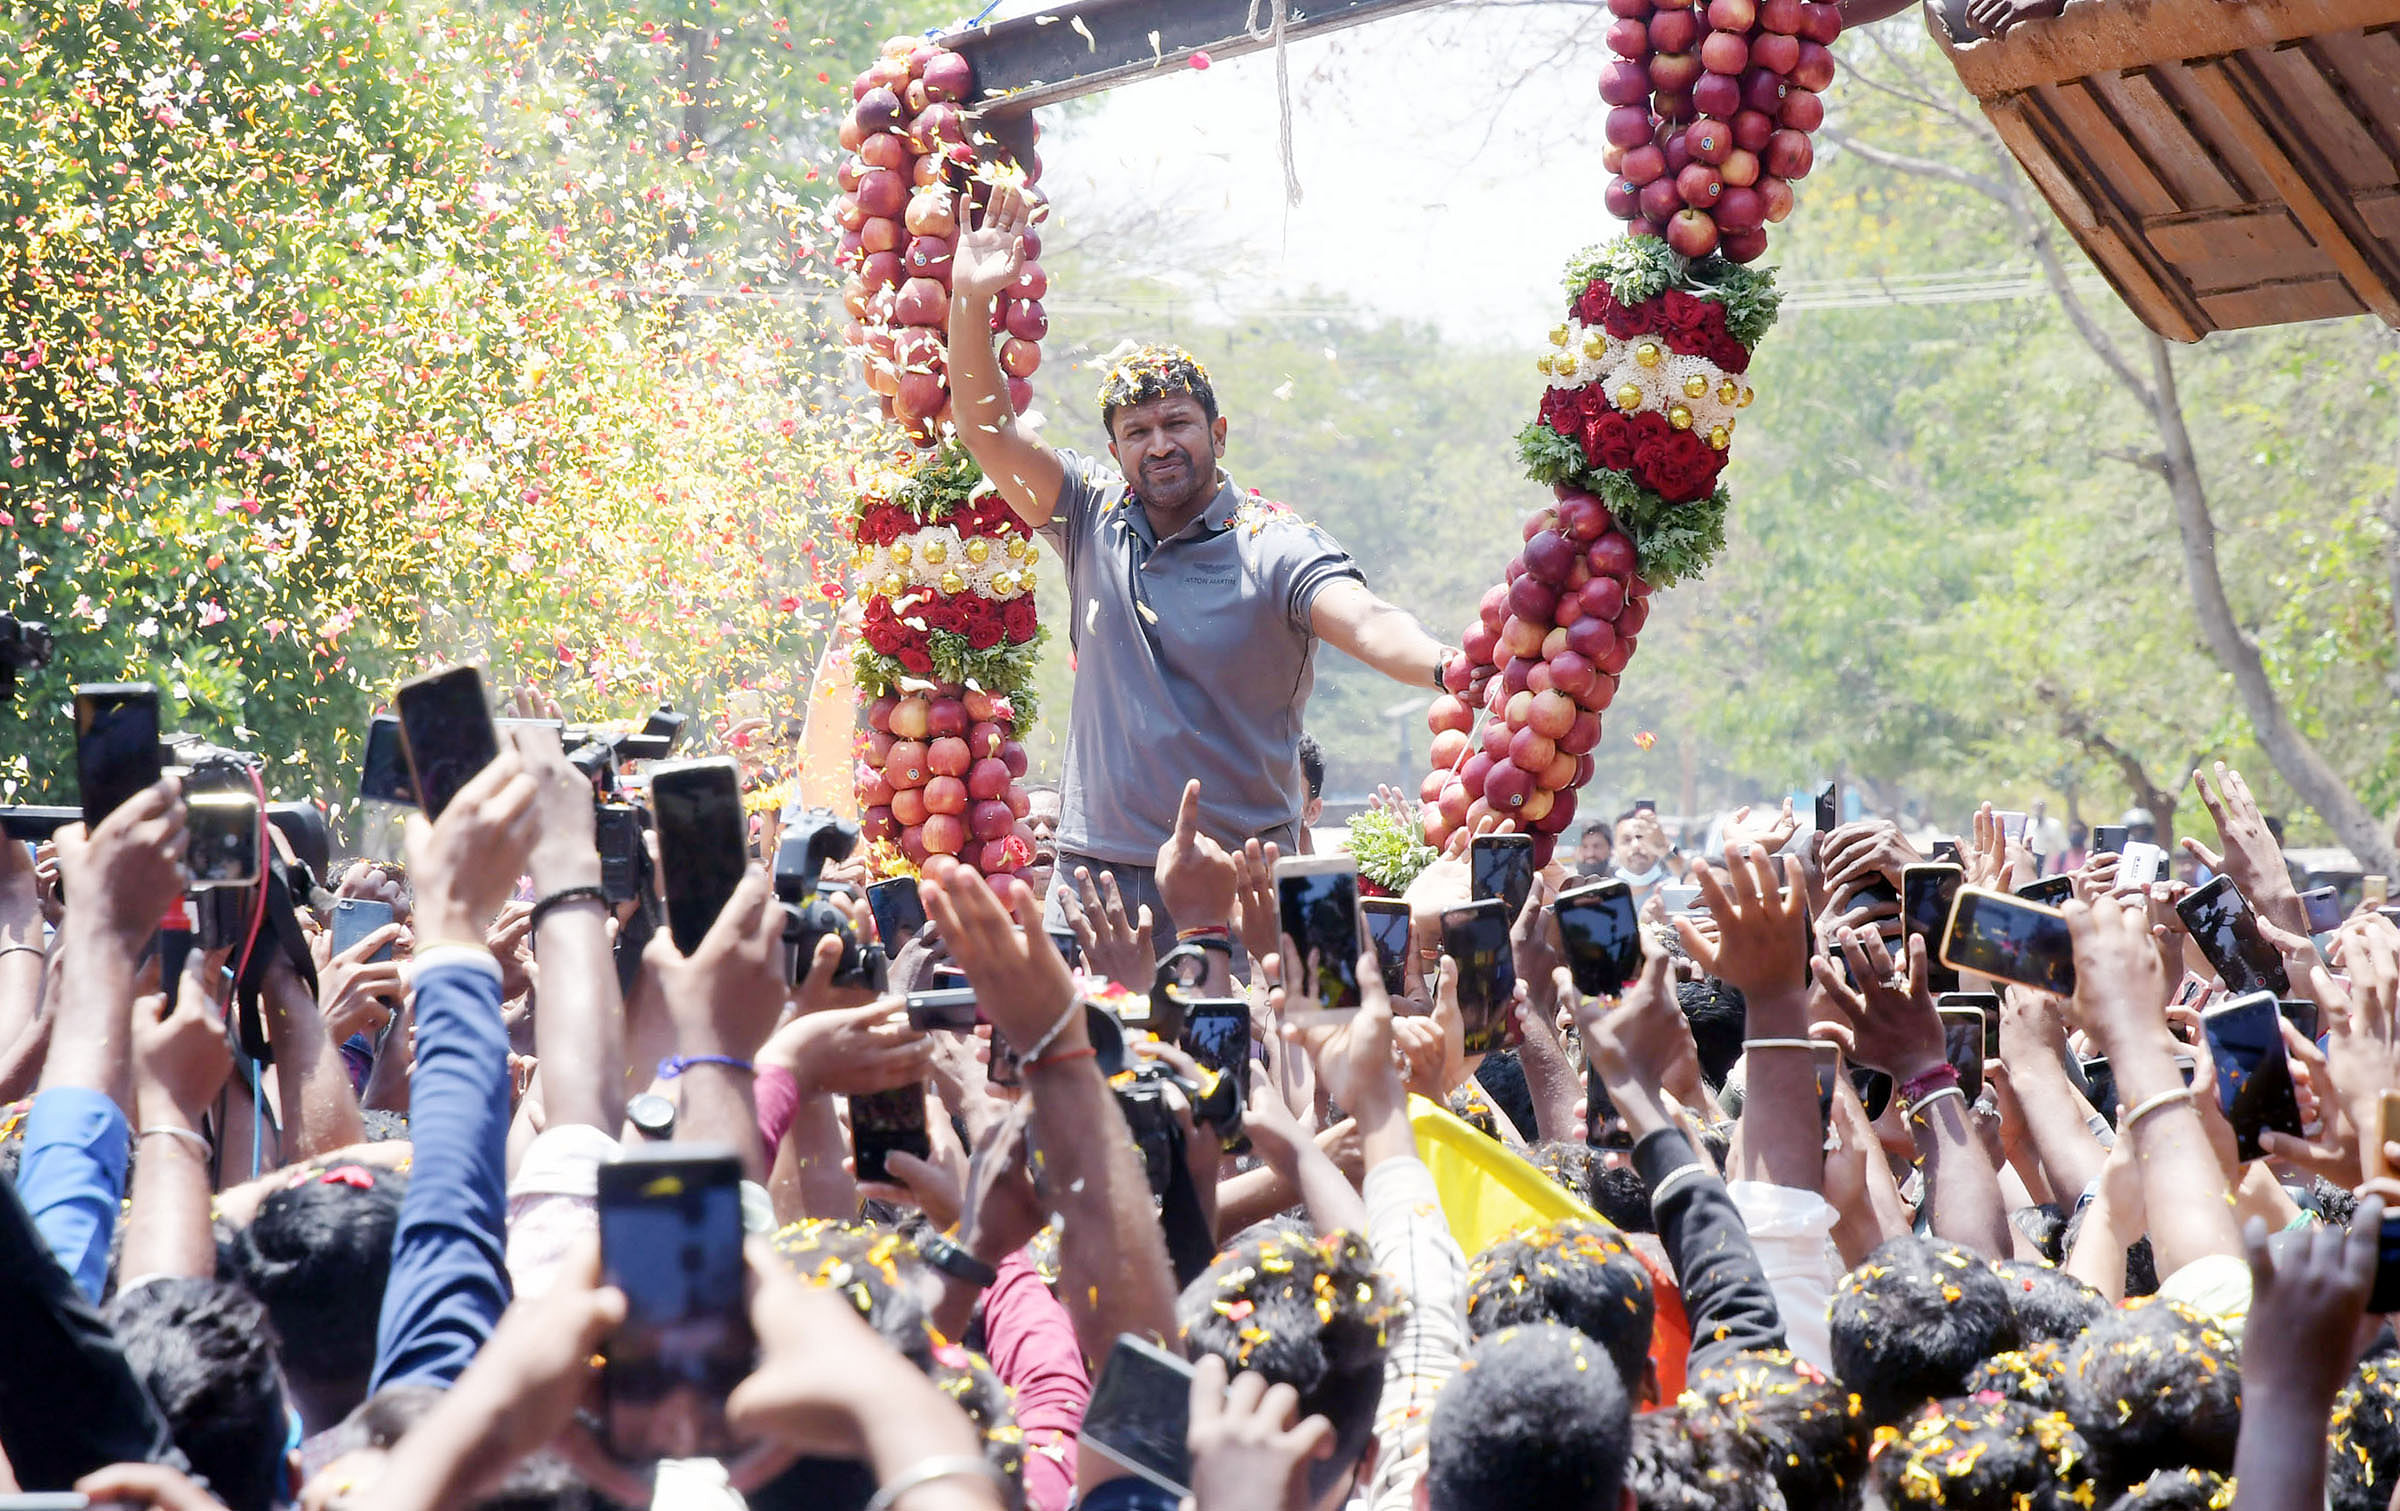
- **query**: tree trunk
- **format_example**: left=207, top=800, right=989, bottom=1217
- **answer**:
left=2147, top=335, right=2400, bottom=873
left=2033, top=680, right=2177, bottom=843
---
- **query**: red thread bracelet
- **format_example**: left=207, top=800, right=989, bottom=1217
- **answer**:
left=1025, top=1045, right=1098, bottom=1073
left=1898, top=1061, right=1960, bottom=1104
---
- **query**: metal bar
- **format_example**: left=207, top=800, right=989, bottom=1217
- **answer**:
left=939, top=0, right=1450, bottom=117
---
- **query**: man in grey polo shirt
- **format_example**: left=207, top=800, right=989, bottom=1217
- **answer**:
left=945, top=182, right=1455, bottom=946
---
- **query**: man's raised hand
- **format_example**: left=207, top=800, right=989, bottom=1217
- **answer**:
left=403, top=752, right=538, bottom=946
left=920, top=860, right=1082, bottom=1056
left=953, top=179, right=1036, bottom=305
left=1676, top=843, right=1809, bottom=1001
left=1156, top=779, right=1238, bottom=931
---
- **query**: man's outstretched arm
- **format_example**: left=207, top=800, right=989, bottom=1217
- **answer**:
left=1310, top=579, right=1450, bottom=690
left=946, top=180, right=1066, bottom=528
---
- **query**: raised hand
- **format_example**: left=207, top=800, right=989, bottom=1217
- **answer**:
left=1811, top=929, right=1945, bottom=1081
left=2184, top=762, right=2303, bottom=931
left=135, top=967, right=232, bottom=1122
left=760, top=1000, right=932, bottom=1097
left=1186, top=1354, right=1334, bottom=1511
left=403, top=753, right=538, bottom=947
left=1278, top=946, right=1401, bottom=1124
left=1231, top=837, right=1282, bottom=971
left=55, top=778, right=188, bottom=943
left=953, top=178, right=1036, bottom=304
left=1819, top=818, right=1919, bottom=895
left=919, top=861, right=1081, bottom=1057
left=1722, top=797, right=1800, bottom=858
left=1675, top=843, right=1809, bottom=1001
left=1064, top=866, right=1154, bottom=988
left=1155, top=780, right=1238, bottom=931
left=317, top=922, right=408, bottom=1043
left=645, top=867, right=787, bottom=1062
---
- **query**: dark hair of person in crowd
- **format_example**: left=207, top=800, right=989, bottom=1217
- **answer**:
left=1589, top=1162, right=1655, bottom=1234
left=1828, top=1236, right=2022, bottom=1425
left=106, top=1277, right=295, bottom=1511
left=1179, top=1226, right=1397, bottom=1504
left=1861, top=1396, right=2097, bottom=1511
left=1675, top=978, right=1747, bottom=1091
left=1473, top=1051, right=1536, bottom=1143
left=1465, top=1217, right=1657, bottom=1404
left=1097, top=345, right=1219, bottom=436
left=1989, top=1258, right=2107, bottom=1345
left=2010, top=1204, right=2069, bottom=1265
left=1624, top=1404, right=1788, bottom=1511
left=2326, top=1348, right=2400, bottom=1511
left=1681, top=1348, right=1866, bottom=1511
left=1526, top=1138, right=1601, bottom=1210
left=2105, top=1467, right=2234, bottom=1511
left=773, top=1219, right=939, bottom=1368
left=1446, top=1081, right=1503, bottom=1141
left=1296, top=732, right=1325, bottom=805
left=2058, top=1298, right=2241, bottom=1492
left=309, top=1384, right=587, bottom=1511
left=1962, top=1343, right=2073, bottom=1412
left=2059, top=1204, right=2161, bottom=1298
left=231, top=1164, right=409, bottom=1426
left=1426, top=1322, right=1633, bottom=1511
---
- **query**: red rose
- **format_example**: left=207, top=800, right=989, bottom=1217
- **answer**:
left=1540, top=385, right=1582, bottom=438
left=1575, top=282, right=1617, bottom=328
left=1631, top=425, right=1724, bottom=503
left=1712, top=330, right=1752, bottom=376
left=896, top=646, right=934, bottom=675
left=1001, top=597, right=1037, bottom=641
left=1583, top=411, right=1641, bottom=473
left=1601, top=299, right=1648, bottom=340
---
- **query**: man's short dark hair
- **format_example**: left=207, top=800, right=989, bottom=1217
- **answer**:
left=1625, top=1405, right=1788, bottom=1511
left=323, top=1387, right=589, bottom=1511
left=1296, top=733, right=1325, bottom=803
left=2330, top=1350, right=2400, bottom=1511
left=2059, top=1298, right=2241, bottom=1491
left=1472, top=1051, right=1534, bottom=1141
left=1678, top=978, right=1747, bottom=1090
left=1829, top=1237, right=2021, bottom=1424
left=1427, top=1323, right=1631, bottom=1511
left=1581, top=821, right=1611, bottom=840
left=1683, top=1348, right=1866, bottom=1511
left=1589, top=1163, right=1654, bottom=1234
left=1466, top=1218, right=1655, bottom=1394
left=106, top=1277, right=292, bottom=1511
left=1862, top=1397, right=2096, bottom=1511
left=2009, top=1204, right=2068, bottom=1265
left=1179, top=1227, right=1396, bottom=1502
left=1096, top=345, right=1219, bottom=438
left=1963, top=1343, right=2072, bottom=1412
left=2109, top=1468, right=2234, bottom=1511
left=232, top=1166, right=408, bottom=1395
left=1989, top=1259, right=2106, bottom=1345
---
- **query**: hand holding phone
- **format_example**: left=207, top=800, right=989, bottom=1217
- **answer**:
left=2199, top=991, right=2305, bottom=1162
left=1470, top=833, right=1536, bottom=923
left=1556, top=880, right=1642, bottom=998
left=597, top=1148, right=756, bottom=1462
left=1442, top=899, right=1515, bottom=1054
left=1939, top=886, right=2075, bottom=996
left=394, top=665, right=500, bottom=820
left=1276, top=855, right=1361, bottom=1009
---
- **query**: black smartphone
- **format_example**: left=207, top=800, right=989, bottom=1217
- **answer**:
left=2176, top=876, right=2291, bottom=997
left=1903, top=863, right=1964, bottom=993
left=1180, top=998, right=1253, bottom=1108
left=904, top=987, right=979, bottom=1032
left=74, top=682, right=162, bottom=828
left=866, top=877, right=927, bottom=945
left=1940, top=886, right=2075, bottom=996
left=392, top=665, right=498, bottom=819
left=331, top=896, right=398, bottom=962
left=2278, top=997, right=2320, bottom=1043
left=596, top=1147, right=755, bottom=1462
left=2200, top=989, right=2305, bottom=1163
left=1937, top=1005, right=1987, bottom=1102
left=2300, top=886, right=2344, bottom=935
left=1633, top=797, right=1657, bottom=814
left=357, top=713, right=418, bottom=807
left=1049, top=928, right=1084, bottom=970
left=159, top=925, right=194, bottom=1013
left=1940, top=991, right=2003, bottom=1059
left=1586, top=1061, right=1622, bottom=1143
left=1442, top=898, right=1516, bottom=1055
left=1853, top=1067, right=1893, bottom=1121
left=650, top=758, right=749, bottom=956
left=1470, top=833, right=1537, bottom=923
left=2079, top=1055, right=2116, bottom=1117
left=1813, top=779, right=1837, bottom=833
left=2017, top=874, right=2075, bottom=908
left=2092, top=825, right=2129, bottom=856
left=1361, top=897, right=1413, bottom=999
left=0, top=807, right=78, bottom=842
left=1929, top=839, right=1962, bottom=864
left=2370, top=1209, right=2400, bottom=1316
left=1556, top=879, right=1641, bottom=997
left=185, top=791, right=260, bottom=890
left=1812, top=1042, right=1840, bottom=1132
left=1276, top=855, right=1361, bottom=1009
left=596, top=803, right=647, bottom=902
left=847, top=1083, right=931, bottom=1185
left=1081, top=1334, right=1197, bottom=1499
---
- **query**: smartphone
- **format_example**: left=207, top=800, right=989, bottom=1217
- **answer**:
left=1658, top=882, right=1703, bottom=914
left=596, top=1147, right=755, bottom=1462
left=1812, top=1042, right=1841, bottom=1131
left=184, top=790, right=260, bottom=890
left=2369, top=876, right=2390, bottom=909
left=1556, top=880, right=1642, bottom=997
left=1903, top=863, right=1965, bottom=992
left=649, top=758, right=749, bottom=956
left=866, top=877, right=927, bottom=945
left=0, top=807, right=77, bottom=842
left=1939, top=886, right=2075, bottom=996
left=2200, top=990, right=2305, bottom=1163
left=2176, top=875, right=2290, bottom=997
left=1940, top=991, right=2002, bottom=1059
left=1633, top=797, right=1657, bottom=814
left=2277, top=998, right=2319, bottom=1043
left=1276, top=854, right=1361, bottom=1009
left=597, top=803, right=647, bottom=901
left=393, top=665, right=499, bottom=819
left=2369, top=1208, right=2400, bottom=1316
left=2078, top=1055, right=2115, bottom=1116
left=2118, top=841, right=2166, bottom=889
left=2301, top=886, right=2344, bottom=935
left=1854, top=1067, right=1893, bottom=1121
left=1813, top=780, right=1837, bottom=833
left=331, top=896, right=398, bottom=963
left=1361, top=897, right=1413, bottom=999
left=1929, top=840, right=1962, bottom=864
left=904, top=987, right=979, bottom=1032
left=1180, top=998, right=1253, bottom=1108
left=1470, top=832, right=1537, bottom=923
left=2377, top=1089, right=2400, bottom=1184
left=352, top=713, right=415, bottom=808
left=1048, top=928, right=1084, bottom=970
left=2017, top=874, right=2074, bottom=909
left=74, top=682, right=162, bottom=828
left=847, top=1083, right=931, bottom=1185
left=1998, top=810, right=2029, bottom=844
left=1081, top=1334, right=1197, bottom=1499
left=1442, top=898, right=1516, bottom=1055
left=2092, top=825, right=2128, bottom=856
left=1937, top=1005, right=1987, bottom=1102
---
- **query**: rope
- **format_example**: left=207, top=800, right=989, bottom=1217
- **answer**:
left=1246, top=0, right=1303, bottom=207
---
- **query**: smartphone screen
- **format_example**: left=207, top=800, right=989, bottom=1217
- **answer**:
left=1470, top=834, right=1536, bottom=923
left=597, top=1149, right=755, bottom=1462
left=1940, top=992, right=2002, bottom=1059
left=1443, top=899, right=1516, bottom=1055
left=75, top=683, right=161, bottom=828
left=1940, top=887, right=2075, bottom=996
left=2277, top=998, right=2319, bottom=1043
left=1557, top=880, right=1641, bottom=997
left=2093, top=825, right=2128, bottom=856
left=1361, top=898, right=1413, bottom=999
left=2176, top=876, right=2291, bottom=997
left=2200, top=990, right=2304, bottom=1162
left=1081, top=1335, right=1197, bottom=1498
left=354, top=714, right=416, bottom=808
left=1276, top=858, right=1361, bottom=1009
left=866, top=877, right=927, bottom=944
left=1813, top=780, right=1837, bottom=833
left=1181, top=1000, right=1253, bottom=1108
left=2017, top=875, right=2074, bottom=908
left=185, top=791, right=260, bottom=890
left=2301, top=886, right=2344, bottom=935
left=1938, top=1006, right=1987, bottom=1102
left=650, top=758, right=749, bottom=956
left=393, top=665, right=498, bottom=819
left=1903, top=863, right=1964, bottom=992
left=904, top=988, right=979, bottom=1032
left=847, top=1084, right=930, bottom=1185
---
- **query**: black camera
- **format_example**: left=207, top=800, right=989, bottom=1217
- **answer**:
left=772, top=808, right=879, bottom=991
left=565, top=705, right=689, bottom=794
left=596, top=801, right=653, bottom=905
left=0, top=612, right=51, bottom=701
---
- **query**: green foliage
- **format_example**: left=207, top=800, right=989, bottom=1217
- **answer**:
left=892, top=442, right=988, bottom=520
left=1514, top=422, right=1729, bottom=588
left=1560, top=235, right=1783, bottom=348
left=1347, top=807, right=1437, bottom=894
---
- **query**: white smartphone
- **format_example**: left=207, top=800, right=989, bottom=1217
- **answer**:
left=2118, top=841, right=2166, bottom=889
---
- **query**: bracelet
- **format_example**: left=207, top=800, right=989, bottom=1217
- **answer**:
left=1433, top=648, right=1456, bottom=692
left=1019, top=997, right=1087, bottom=1063
left=1742, top=1038, right=1819, bottom=1053
left=1898, top=1061, right=1960, bottom=1104
left=863, top=1455, right=1009, bottom=1511
left=657, top=1055, right=755, bottom=1080
left=1904, top=1084, right=1967, bottom=1122
left=0, top=944, right=42, bottom=963
left=1648, top=1162, right=1713, bottom=1211
left=1024, top=1045, right=1098, bottom=1073
left=528, top=884, right=609, bottom=932
left=2121, top=1086, right=2197, bottom=1133
left=919, top=1230, right=1000, bottom=1288
left=138, top=1126, right=212, bottom=1157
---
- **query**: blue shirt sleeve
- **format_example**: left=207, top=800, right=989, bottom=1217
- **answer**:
left=370, top=951, right=513, bottom=1392
left=17, top=1085, right=130, bottom=1304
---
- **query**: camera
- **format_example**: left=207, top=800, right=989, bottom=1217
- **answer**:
left=0, top=611, right=51, bottom=701
left=772, top=807, right=879, bottom=991
left=596, top=801, right=653, bottom=905
left=564, top=705, right=690, bottom=793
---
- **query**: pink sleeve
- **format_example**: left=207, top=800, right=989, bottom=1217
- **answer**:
left=978, top=1249, right=1091, bottom=1511
left=753, top=1065, right=800, bottom=1157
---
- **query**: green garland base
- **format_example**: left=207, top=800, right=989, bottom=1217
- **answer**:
left=1516, top=420, right=1730, bottom=591
left=852, top=622, right=1049, bottom=725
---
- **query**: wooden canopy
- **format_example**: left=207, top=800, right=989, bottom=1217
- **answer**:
left=1932, top=0, right=2400, bottom=339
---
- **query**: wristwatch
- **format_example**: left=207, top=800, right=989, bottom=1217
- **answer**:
left=920, top=1230, right=999, bottom=1288
left=1433, top=647, right=1456, bottom=692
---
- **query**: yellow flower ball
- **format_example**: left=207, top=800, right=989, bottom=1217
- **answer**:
left=1005, top=538, right=1026, bottom=560
left=964, top=539, right=990, bottom=564
left=1707, top=426, right=1731, bottom=450
left=1614, top=383, right=1643, bottom=413
left=939, top=571, right=965, bottom=595
left=1717, top=379, right=1741, bottom=405
left=1683, top=375, right=1709, bottom=399
left=1535, top=355, right=1556, bottom=377
left=1668, top=404, right=1693, bottom=430
left=1583, top=333, right=1609, bottom=360
left=1550, top=324, right=1571, bottom=348
left=1022, top=543, right=1040, bottom=566
left=989, top=571, right=1016, bottom=595
left=1634, top=342, right=1663, bottom=369
left=890, top=540, right=913, bottom=566
left=922, top=539, right=947, bottom=565
left=880, top=573, right=906, bottom=598
left=1739, top=386, right=1755, bottom=408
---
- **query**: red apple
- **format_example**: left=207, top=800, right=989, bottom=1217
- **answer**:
left=866, top=694, right=899, bottom=733
left=1760, top=0, right=1803, bottom=29
left=921, top=698, right=963, bottom=738
left=1605, top=177, right=1643, bottom=221
left=1608, top=0, right=1653, bottom=16
left=1732, top=107, right=1776, bottom=152
left=922, top=49, right=973, bottom=102
left=1500, top=658, right=1535, bottom=700
left=1509, top=575, right=1558, bottom=622
left=1502, top=616, right=1548, bottom=659
left=1507, top=725, right=1557, bottom=773
left=1558, top=492, right=1611, bottom=542
left=998, top=740, right=1028, bottom=778
left=1591, top=532, right=1639, bottom=577
left=999, top=337, right=1042, bottom=378
left=1460, top=752, right=1495, bottom=798
left=1581, top=674, right=1620, bottom=715
left=1533, top=789, right=1579, bottom=836
left=1505, top=690, right=1536, bottom=728
left=888, top=697, right=932, bottom=740
left=1685, top=118, right=1732, bottom=164
left=865, top=728, right=896, bottom=764
left=927, top=736, right=972, bottom=778
left=861, top=217, right=905, bottom=255
left=1462, top=624, right=1501, bottom=666
left=1549, top=650, right=1597, bottom=699
left=1566, top=615, right=1619, bottom=665
left=1421, top=770, right=1451, bottom=805
left=1526, top=689, right=1578, bottom=741
left=1520, top=788, right=1556, bottom=825
left=1656, top=89, right=1697, bottom=122
left=1603, top=142, right=1628, bottom=174
left=1798, top=0, right=1843, bottom=42
left=1716, top=184, right=1766, bottom=231
left=1699, top=30, right=1748, bottom=75
left=862, top=804, right=898, bottom=844
left=857, top=765, right=895, bottom=808
left=1708, top=0, right=1757, bottom=25
left=1766, top=128, right=1814, bottom=179
left=1527, top=661, right=1557, bottom=696
left=1539, top=748, right=1580, bottom=790
left=1663, top=126, right=1693, bottom=174
left=893, top=277, right=947, bottom=326
left=1524, top=530, right=1577, bottom=584
left=1004, top=376, right=1033, bottom=415
left=1485, top=760, right=1536, bottom=813
left=1780, top=88, right=1824, bottom=131
left=922, top=775, right=969, bottom=816
left=1523, top=505, right=1560, bottom=540
left=856, top=166, right=908, bottom=220
left=896, top=823, right=931, bottom=865
left=1599, top=635, right=1638, bottom=674
left=1751, top=30, right=1801, bottom=73
left=1607, top=16, right=1651, bottom=56
left=1793, top=39, right=1837, bottom=90
left=1619, top=596, right=1653, bottom=635
left=1579, top=573, right=1628, bottom=622
left=922, top=813, right=966, bottom=856
left=1624, top=143, right=1669, bottom=185
left=1606, top=105, right=1654, bottom=149
left=1649, top=7, right=1701, bottom=51
left=1742, top=66, right=1788, bottom=115
left=887, top=740, right=930, bottom=789
left=1005, top=300, right=1049, bottom=342
left=1429, top=694, right=1475, bottom=734
left=1560, top=709, right=1604, bottom=755
left=1693, top=71, right=1743, bottom=119
left=1759, top=174, right=1796, bottom=221
left=1648, top=50, right=1702, bottom=92
left=1719, top=147, right=1761, bottom=187
left=1444, top=656, right=1475, bottom=694
left=970, top=798, right=1015, bottom=842
left=904, top=237, right=953, bottom=280
left=1600, top=60, right=1651, bottom=105
left=966, top=758, right=1010, bottom=802
left=856, top=85, right=903, bottom=134
left=1640, top=176, right=1685, bottom=224
left=1628, top=217, right=1665, bottom=241
left=1431, top=728, right=1472, bottom=770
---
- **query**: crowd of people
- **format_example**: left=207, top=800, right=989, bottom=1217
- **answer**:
left=4, top=720, right=2400, bottom=1511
